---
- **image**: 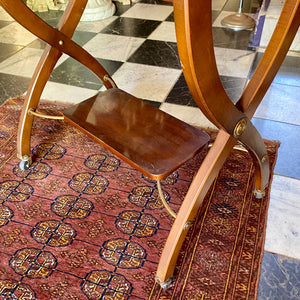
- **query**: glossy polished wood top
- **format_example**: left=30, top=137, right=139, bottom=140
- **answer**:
left=63, top=88, right=209, bottom=180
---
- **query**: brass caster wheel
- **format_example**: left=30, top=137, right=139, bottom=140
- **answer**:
left=19, top=156, right=32, bottom=171
left=254, top=188, right=265, bottom=199
left=155, top=276, right=175, bottom=289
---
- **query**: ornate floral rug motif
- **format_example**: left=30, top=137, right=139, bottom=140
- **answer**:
left=0, top=97, right=279, bottom=299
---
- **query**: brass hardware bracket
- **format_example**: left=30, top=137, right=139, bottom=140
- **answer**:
left=233, top=118, right=248, bottom=138
left=104, top=74, right=117, bottom=88
left=157, top=180, right=177, bottom=218
left=28, top=108, right=64, bottom=120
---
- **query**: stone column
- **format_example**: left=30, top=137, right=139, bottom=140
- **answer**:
left=81, top=0, right=116, bottom=21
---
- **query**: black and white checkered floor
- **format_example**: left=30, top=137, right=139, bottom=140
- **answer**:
left=0, top=0, right=300, bottom=298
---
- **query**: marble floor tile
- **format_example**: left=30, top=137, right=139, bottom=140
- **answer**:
left=111, top=62, right=181, bottom=102
left=0, top=73, right=30, bottom=104
left=0, top=47, right=43, bottom=77
left=50, top=57, right=122, bottom=90
left=260, top=17, right=300, bottom=51
left=250, top=52, right=300, bottom=87
left=148, top=21, right=176, bottom=43
left=121, top=3, right=173, bottom=21
left=264, top=175, right=300, bottom=260
left=0, top=43, right=23, bottom=63
left=212, top=0, right=227, bottom=11
left=212, top=27, right=253, bottom=50
left=27, top=30, right=97, bottom=50
left=100, top=17, right=160, bottom=38
left=214, top=47, right=256, bottom=78
left=254, top=83, right=300, bottom=126
left=0, top=7, right=14, bottom=22
left=165, top=11, right=174, bottom=22
left=41, top=81, right=97, bottom=104
left=71, top=30, right=97, bottom=46
left=35, top=10, right=63, bottom=28
left=251, top=118, right=300, bottom=179
left=165, top=73, right=197, bottom=107
left=160, top=102, right=217, bottom=129
left=76, top=16, right=119, bottom=33
left=83, top=33, right=145, bottom=62
left=113, top=2, right=132, bottom=16
left=220, top=75, right=247, bottom=103
left=257, top=252, right=300, bottom=300
left=165, top=73, right=247, bottom=106
left=222, top=0, right=260, bottom=14
left=0, top=20, right=11, bottom=29
left=0, top=22, right=37, bottom=46
left=128, top=39, right=181, bottom=69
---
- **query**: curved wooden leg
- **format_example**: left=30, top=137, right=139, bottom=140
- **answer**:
left=17, top=46, right=62, bottom=165
left=235, top=119, right=270, bottom=198
left=155, top=129, right=237, bottom=286
left=12, top=0, right=99, bottom=168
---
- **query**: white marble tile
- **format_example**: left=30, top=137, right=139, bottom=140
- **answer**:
left=212, top=0, right=227, bottom=11
left=160, top=103, right=217, bottom=129
left=264, top=175, right=300, bottom=260
left=0, top=7, right=14, bottom=21
left=76, top=16, right=118, bottom=33
left=0, top=22, right=37, bottom=46
left=260, top=17, right=300, bottom=51
left=264, top=0, right=284, bottom=15
left=148, top=21, right=177, bottom=43
left=0, top=47, right=43, bottom=77
left=111, top=62, right=181, bottom=102
left=121, top=3, right=173, bottom=21
left=214, top=47, right=256, bottom=78
left=254, top=83, right=300, bottom=126
left=83, top=33, right=145, bottom=62
left=41, top=81, right=97, bottom=104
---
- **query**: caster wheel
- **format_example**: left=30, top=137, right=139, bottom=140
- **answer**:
left=19, top=158, right=32, bottom=171
left=254, top=188, right=265, bottom=199
left=155, top=276, right=175, bottom=289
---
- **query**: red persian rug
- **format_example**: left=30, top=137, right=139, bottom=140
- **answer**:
left=0, top=97, right=279, bottom=299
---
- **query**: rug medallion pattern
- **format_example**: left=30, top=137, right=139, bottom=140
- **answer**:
left=0, top=98, right=279, bottom=299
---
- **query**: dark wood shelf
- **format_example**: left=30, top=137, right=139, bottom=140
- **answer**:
left=63, top=88, right=209, bottom=180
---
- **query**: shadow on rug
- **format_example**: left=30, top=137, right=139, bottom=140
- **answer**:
left=0, top=97, right=279, bottom=299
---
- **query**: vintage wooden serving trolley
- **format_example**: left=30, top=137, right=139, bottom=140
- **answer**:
left=0, top=0, right=299, bottom=288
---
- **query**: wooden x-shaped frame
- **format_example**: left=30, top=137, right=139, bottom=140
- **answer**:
left=0, top=0, right=299, bottom=288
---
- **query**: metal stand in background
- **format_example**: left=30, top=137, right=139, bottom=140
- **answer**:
left=221, top=0, right=256, bottom=30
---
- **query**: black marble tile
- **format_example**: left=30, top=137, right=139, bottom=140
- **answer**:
left=250, top=53, right=300, bottom=87
left=219, top=75, right=247, bottom=103
left=0, top=20, right=11, bottom=29
left=101, top=17, right=161, bottom=38
left=165, top=73, right=247, bottom=106
left=165, top=12, right=174, bottom=22
left=113, top=1, right=133, bottom=16
left=251, top=118, right=300, bottom=179
left=212, top=27, right=253, bottom=50
left=139, top=0, right=173, bottom=6
left=212, top=10, right=220, bottom=23
left=165, top=73, right=197, bottom=107
left=35, top=10, right=64, bottom=27
left=144, top=99, right=161, bottom=108
left=128, top=39, right=181, bottom=69
left=0, top=43, right=23, bottom=63
left=27, top=38, right=46, bottom=49
left=27, top=30, right=97, bottom=50
left=0, top=73, right=30, bottom=104
left=50, top=57, right=123, bottom=90
left=257, top=252, right=300, bottom=300
left=72, top=31, right=97, bottom=46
